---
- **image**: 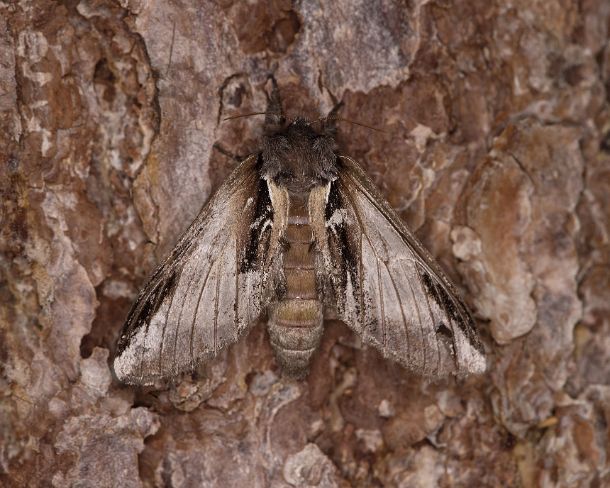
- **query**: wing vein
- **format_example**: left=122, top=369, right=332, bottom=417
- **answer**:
left=188, top=265, right=212, bottom=370
left=385, top=260, right=410, bottom=365
left=185, top=252, right=214, bottom=369
left=234, top=238, right=240, bottom=340
left=429, top=277, right=458, bottom=368
left=344, top=178, right=390, bottom=347
left=339, top=184, right=366, bottom=332
left=401, top=260, right=427, bottom=374
left=166, top=271, right=198, bottom=373
left=137, top=283, right=169, bottom=379
left=158, top=278, right=179, bottom=374
left=414, top=261, right=442, bottom=375
left=213, top=253, right=223, bottom=356
left=376, top=254, right=386, bottom=350
left=358, top=233, right=365, bottom=331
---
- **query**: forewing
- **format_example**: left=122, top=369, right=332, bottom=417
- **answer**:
left=114, top=155, right=284, bottom=385
left=310, top=156, right=485, bottom=378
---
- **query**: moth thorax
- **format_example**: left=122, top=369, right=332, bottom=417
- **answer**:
left=267, top=299, right=324, bottom=378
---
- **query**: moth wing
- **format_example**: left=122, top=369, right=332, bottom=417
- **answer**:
left=310, top=156, right=485, bottom=378
left=114, top=155, right=284, bottom=385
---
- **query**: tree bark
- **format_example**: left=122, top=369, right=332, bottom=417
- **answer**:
left=1, top=0, right=609, bottom=486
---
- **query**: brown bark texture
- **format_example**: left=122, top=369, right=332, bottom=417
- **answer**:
left=1, top=0, right=609, bottom=486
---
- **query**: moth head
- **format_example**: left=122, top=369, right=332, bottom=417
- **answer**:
left=261, top=117, right=339, bottom=193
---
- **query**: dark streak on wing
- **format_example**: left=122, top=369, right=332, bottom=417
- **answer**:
left=421, top=269, right=479, bottom=345
left=325, top=179, right=359, bottom=304
left=421, top=271, right=460, bottom=324
left=436, top=322, right=453, bottom=340
left=240, top=157, right=273, bottom=273
left=120, top=270, right=180, bottom=349
left=436, top=319, right=457, bottom=369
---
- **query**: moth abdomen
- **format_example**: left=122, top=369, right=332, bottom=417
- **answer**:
left=268, top=299, right=323, bottom=378
left=267, top=192, right=324, bottom=377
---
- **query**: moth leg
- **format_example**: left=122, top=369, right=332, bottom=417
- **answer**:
left=264, top=75, right=285, bottom=134
left=279, top=235, right=291, bottom=252
left=308, top=239, right=316, bottom=253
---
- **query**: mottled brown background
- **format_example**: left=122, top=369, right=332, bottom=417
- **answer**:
left=1, top=0, right=609, bottom=486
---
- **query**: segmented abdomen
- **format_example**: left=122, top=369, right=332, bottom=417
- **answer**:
left=267, top=194, right=323, bottom=377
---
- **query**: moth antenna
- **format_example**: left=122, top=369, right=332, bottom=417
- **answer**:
left=316, top=110, right=386, bottom=134
left=222, top=111, right=271, bottom=121
left=319, top=85, right=383, bottom=133
left=332, top=117, right=386, bottom=133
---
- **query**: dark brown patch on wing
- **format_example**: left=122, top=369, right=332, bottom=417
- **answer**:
left=421, top=271, right=460, bottom=323
left=118, top=270, right=180, bottom=351
left=325, top=180, right=359, bottom=294
left=421, top=270, right=481, bottom=348
left=436, top=321, right=453, bottom=340
left=240, top=161, right=273, bottom=273
left=324, top=180, right=361, bottom=316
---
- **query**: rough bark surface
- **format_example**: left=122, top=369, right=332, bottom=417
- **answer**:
left=1, top=0, right=609, bottom=486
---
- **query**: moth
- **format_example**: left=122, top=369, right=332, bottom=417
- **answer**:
left=113, top=78, right=486, bottom=385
